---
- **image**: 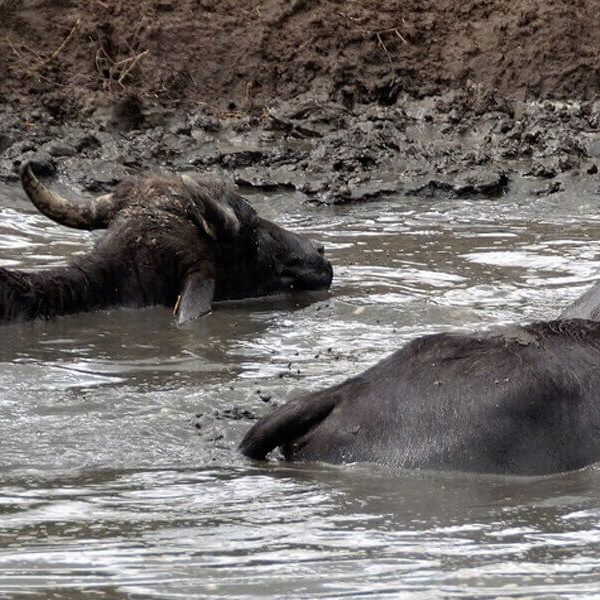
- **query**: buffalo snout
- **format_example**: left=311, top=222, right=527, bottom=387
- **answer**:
left=281, top=233, right=333, bottom=291
left=252, top=219, right=333, bottom=294
left=281, top=253, right=333, bottom=291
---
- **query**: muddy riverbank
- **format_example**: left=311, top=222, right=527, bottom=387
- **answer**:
left=2, top=1, right=599, bottom=113
left=1, top=0, right=599, bottom=204
left=1, top=91, right=600, bottom=205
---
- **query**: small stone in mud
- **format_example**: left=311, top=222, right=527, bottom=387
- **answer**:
left=588, top=164, right=598, bottom=175
left=80, top=161, right=129, bottom=192
left=259, top=392, right=272, bottom=402
left=534, top=181, right=564, bottom=196
left=42, top=141, right=76, bottom=157
left=111, top=94, right=145, bottom=131
left=71, top=132, right=101, bottom=153
left=525, top=164, right=557, bottom=179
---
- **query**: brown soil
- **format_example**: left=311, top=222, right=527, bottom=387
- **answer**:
left=1, top=0, right=599, bottom=118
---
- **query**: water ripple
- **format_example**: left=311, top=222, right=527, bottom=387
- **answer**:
left=2, top=186, right=600, bottom=597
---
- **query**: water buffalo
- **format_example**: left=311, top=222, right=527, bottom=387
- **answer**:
left=559, top=282, right=600, bottom=320
left=240, top=319, right=600, bottom=475
left=0, top=164, right=333, bottom=324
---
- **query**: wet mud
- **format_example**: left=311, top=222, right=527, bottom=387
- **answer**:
left=1, top=1, right=599, bottom=204
left=2, top=1, right=599, bottom=113
left=1, top=91, right=599, bottom=205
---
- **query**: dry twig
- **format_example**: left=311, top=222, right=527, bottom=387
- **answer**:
left=339, top=11, right=409, bottom=46
left=376, top=32, right=394, bottom=67
left=4, top=35, right=24, bottom=59
left=41, top=18, right=80, bottom=66
left=117, top=49, right=148, bottom=84
left=95, top=45, right=149, bottom=90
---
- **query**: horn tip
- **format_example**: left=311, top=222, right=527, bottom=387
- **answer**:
left=19, top=161, right=39, bottom=199
left=19, top=161, right=34, bottom=182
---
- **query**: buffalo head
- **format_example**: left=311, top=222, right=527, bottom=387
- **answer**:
left=3, top=164, right=333, bottom=324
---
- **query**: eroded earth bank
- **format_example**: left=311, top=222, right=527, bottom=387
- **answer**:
left=1, top=0, right=600, bottom=203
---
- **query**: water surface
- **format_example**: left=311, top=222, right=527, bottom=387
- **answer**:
left=1, top=181, right=600, bottom=598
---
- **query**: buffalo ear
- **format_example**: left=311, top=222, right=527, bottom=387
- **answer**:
left=181, top=174, right=240, bottom=239
left=174, top=272, right=215, bottom=324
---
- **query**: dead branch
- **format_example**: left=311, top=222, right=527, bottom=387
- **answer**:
left=117, top=49, right=148, bottom=85
left=4, top=35, right=23, bottom=60
left=339, top=12, right=409, bottom=45
left=41, top=18, right=80, bottom=66
left=95, top=44, right=149, bottom=90
left=394, top=29, right=408, bottom=45
left=376, top=32, right=394, bottom=67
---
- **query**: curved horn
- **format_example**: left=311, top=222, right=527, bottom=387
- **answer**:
left=20, top=163, right=120, bottom=230
left=181, top=174, right=241, bottom=239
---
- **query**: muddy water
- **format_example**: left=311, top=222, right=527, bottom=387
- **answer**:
left=2, top=181, right=600, bottom=598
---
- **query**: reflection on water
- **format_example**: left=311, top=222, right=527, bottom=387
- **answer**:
left=2, top=182, right=600, bottom=598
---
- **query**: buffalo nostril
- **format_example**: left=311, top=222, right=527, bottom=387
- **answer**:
left=316, top=242, right=325, bottom=255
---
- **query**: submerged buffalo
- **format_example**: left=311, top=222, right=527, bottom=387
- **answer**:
left=240, top=318, right=600, bottom=475
left=559, top=281, right=600, bottom=320
left=0, top=164, right=333, bottom=324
